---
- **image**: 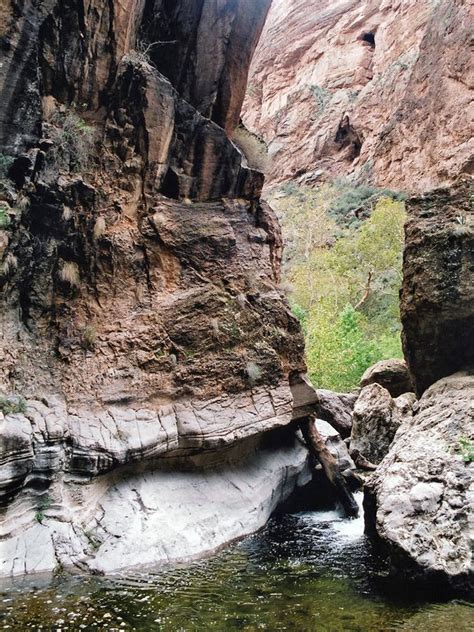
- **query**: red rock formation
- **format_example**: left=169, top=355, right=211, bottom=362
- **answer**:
left=243, top=0, right=473, bottom=192
left=0, top=0, right=315, bottom=576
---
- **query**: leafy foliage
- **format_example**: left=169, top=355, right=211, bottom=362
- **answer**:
left=49, top=112, right=95, bottom=172
left=457, top=437, right=474, bottom=464
left=0, top=395, right=27, bottom=415
left=0, top=203, right=10, bottom=228
left=270, top=184, right=406, bottom=390
left=327, top=180, right=406, bottom=227
left=0, top=153, right=13, bottom=179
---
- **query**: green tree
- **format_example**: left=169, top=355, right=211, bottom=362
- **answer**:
left=271, top=184, right=406, bottom=390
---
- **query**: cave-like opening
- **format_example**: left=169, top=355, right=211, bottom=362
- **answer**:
left=361, top=32, right=375, bottom=48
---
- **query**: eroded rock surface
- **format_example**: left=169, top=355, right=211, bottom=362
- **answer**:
left=1, top=430, right=310, bottom=576
left=243, top=0, right=473, bottom=191
left=0, top=0, right=316, bottom=577
left=315, top=389, right=358, bottom=438
left=360, top=359, right=413, bottom=398
left=350, top=384, right=416, bottom=465
left=365, top=373, right=473, bottom=588
left=401, top=178, right=474, bottom=395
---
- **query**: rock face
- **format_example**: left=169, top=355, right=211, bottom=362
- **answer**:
left=315, top=389, right=358, bottom=438
left=242, top=0, right=473, bottom=192
left=360, top=359, right=413, bottom=398
left=350, top=384, right=416, bottom=465
left=315, top=418, right=356, bottom=481
left=0, top=0, right=315, bottom=577
left=365, top=373, right=473, bottom=588
left=401, top=178, right=474, bottom=395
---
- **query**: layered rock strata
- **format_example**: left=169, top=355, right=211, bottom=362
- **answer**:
left=0, top=0, right=312, bottom=576
left=243, top=0, right=473, bottom=191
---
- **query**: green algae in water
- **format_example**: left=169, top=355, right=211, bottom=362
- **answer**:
left=1, top=507, right=472, bottom=631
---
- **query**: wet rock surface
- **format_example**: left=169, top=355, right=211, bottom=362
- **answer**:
left=365, top=372, right=473, bottom=588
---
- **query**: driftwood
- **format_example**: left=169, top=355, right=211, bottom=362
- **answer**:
left=350, top=448, right=378, bottom=471
left=300, top=416, right=359, bottom=517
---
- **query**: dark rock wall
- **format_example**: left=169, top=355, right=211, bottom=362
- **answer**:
left=0, top=0, right=306, bottom=413
left=401, top=178, right=474, bottom=395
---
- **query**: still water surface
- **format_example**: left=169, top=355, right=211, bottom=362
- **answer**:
left=1, top=497, right=472, bottom=631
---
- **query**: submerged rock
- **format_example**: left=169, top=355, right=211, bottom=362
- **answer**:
left=350, top=384, right=416, bottom=465
left=365, top=372, right=473, bottom=589
left=360, top=359, right=413, bottom=398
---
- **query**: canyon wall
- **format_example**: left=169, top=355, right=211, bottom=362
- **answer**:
left=243, top=0, right=473, bottom=192
left=0, top=0, right=317, bottom=576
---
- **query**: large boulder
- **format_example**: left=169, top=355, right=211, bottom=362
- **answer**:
left=401, top=179, right=474, bottom=395
left=315, top=389, right=358, bottom=438
left=314, top=418, right=356, bottom=480
left=360, top=359, right=413, bottom=398
left=365, top=372, right=473, bottom=589
left=350, top=384, right=416, bottom=465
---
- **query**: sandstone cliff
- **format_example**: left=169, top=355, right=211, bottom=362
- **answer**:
left=0, top=0, right=316, bottom=576
left=243, top=0, right=473, bottom=192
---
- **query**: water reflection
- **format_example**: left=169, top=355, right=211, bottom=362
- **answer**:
left=1, top=496, right=472, bottom=631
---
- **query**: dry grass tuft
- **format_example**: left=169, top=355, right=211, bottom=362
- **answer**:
left=2, top=252, right=18, bottom=275
left=59, top=260, right=80, bottom=286
left=93, top=216, right=106, bottom=240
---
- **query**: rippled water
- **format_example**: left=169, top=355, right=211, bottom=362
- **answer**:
left=1, top=496, right=472, bottom=631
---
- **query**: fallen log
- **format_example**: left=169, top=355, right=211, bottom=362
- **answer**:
left=300, top=415, right=359, bottom=517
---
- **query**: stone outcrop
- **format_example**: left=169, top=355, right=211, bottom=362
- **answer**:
left=1, top=418, right=310, bottom=576
left=315, top=389, right=358, bottom=438
left=314, top=419, right=356, bottom=484
left=350, top=384, right=416, bottom=465
left=0, top=0, right=317, bottom=577
left=365, top=373, right=473, bottom=589
left=401, top=178, right=474, bottom=395
left=242, top=0, right=473, bottom=192
left=360, top=359, right=413, bottom=398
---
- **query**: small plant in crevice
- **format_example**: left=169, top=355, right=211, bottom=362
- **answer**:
left=310, top=84, right=331, bottom=113
left=62, top=205, right=73, bottom=221
left=59, top=260, right=81, bottom=287
left=454, top=214, right=471, bottom=237
left=34, top=494, right=52, bottom=524
left=49, top=111, right=95, bottom=173
left=0, top=203, right=11, bottom=228
left=0, top=153, right=13, bottom=179
left=2, top=252, right=18, bottom=276
left=0, top=395, right=27, bottom=415
left=82, top=325, right=97, bottom=350
left=456, top=437, right=474, bottom=464
left=93, top=216, right=106, bottom=240
left=83, top=527, right=102, bottom=551
left=123, top=39, right=177, bottom=71
left=245, top=361, right=262, bottom=385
